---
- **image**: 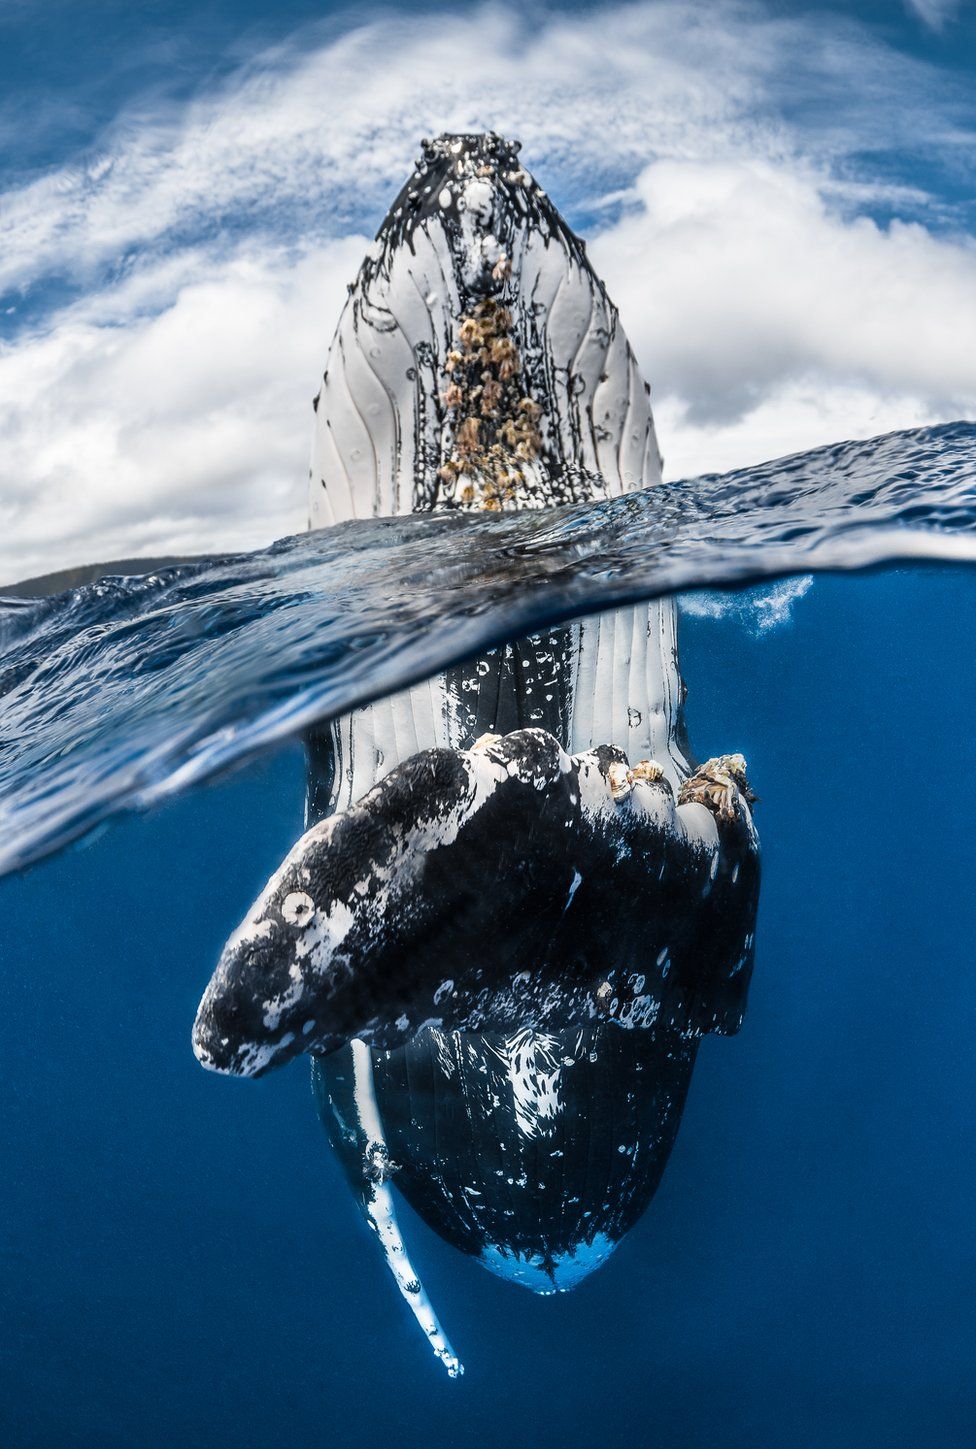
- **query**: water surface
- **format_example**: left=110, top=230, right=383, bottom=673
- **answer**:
left=2, top=421, right=975, bottom=877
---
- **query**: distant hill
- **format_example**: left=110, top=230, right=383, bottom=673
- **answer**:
left=1, top=556, right=205, bottom=599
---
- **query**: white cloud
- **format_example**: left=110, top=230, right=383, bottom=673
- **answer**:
left=592, top=156, right=976, bottom=476
left=0, top=238, right=365, bottom=577
left=0, top=1, right=974, bottom=582
left=904, top=0, right=958, bottom=32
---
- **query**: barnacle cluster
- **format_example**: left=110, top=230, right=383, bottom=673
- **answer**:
left=677, top=754, right=757, bottom=822
left=608, top=758, right=670, bottom=802
left=605, top=754, right=758, bottom=820
left=437, top=298, right=544, bottom=511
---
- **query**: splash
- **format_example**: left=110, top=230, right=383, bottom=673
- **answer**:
left=680, top=576, right=814, bottom=632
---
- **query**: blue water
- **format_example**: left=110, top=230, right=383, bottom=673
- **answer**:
left=2, top=562, right=974, bottom=1448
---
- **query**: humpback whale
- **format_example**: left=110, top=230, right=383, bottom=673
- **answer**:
left=307, top=131, right=691, bottom=808
left=193, top=133, right=761, bottom=1376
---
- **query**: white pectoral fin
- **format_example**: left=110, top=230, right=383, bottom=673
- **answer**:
left=351, top=1041, right=464, bottom=1378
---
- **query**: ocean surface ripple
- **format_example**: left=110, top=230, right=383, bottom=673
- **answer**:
left=1, top=421, right=974, bottom=877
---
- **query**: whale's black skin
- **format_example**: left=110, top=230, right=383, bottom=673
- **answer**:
left=193, top=728, right=759, bottom=1078
left=314, top=1023, right=699, bottom=1293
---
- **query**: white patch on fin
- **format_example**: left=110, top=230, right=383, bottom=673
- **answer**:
left=350, top=1040, right=463, bottom=1378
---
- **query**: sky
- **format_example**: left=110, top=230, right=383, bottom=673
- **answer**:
left=0, top=0, right=974, bottom=583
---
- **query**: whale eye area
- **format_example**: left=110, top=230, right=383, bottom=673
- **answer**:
left=280, top=891, right=314, bottom=925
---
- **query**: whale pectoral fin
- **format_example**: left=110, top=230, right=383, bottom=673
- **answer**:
left=195, top=729, right=760, bottom=1078
left=311, top=1046, right=463, bottom=1378
left=193, top=728, right=579, bottom=1074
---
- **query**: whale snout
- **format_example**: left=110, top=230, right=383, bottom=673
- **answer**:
left=393, top=133, right=533, bottom=296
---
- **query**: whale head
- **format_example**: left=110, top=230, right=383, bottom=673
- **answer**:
left=310, top=132, right=662, bottom=525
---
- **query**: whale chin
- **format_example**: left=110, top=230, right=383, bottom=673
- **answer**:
left=479, top=1234, right=619, bottom=1295
left=315, top=1022, right=700, bottom=1298
left=309, top=130, right=663, bottom=530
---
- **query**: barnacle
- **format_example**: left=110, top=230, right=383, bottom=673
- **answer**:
left=608, top=762, right=633, bottom=801
left=490, top=336, right=517, bottom=367
left=474, top=300, right=502, bottom=336
left=480, top=379, right=503, bottom=414
left=677, top=755, right=757, bottom=821
left=632, top=759, right=667, bottom=785
left=456, top=416, right=482, bottom=454
left=437, top=286, right=541, bottom=510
